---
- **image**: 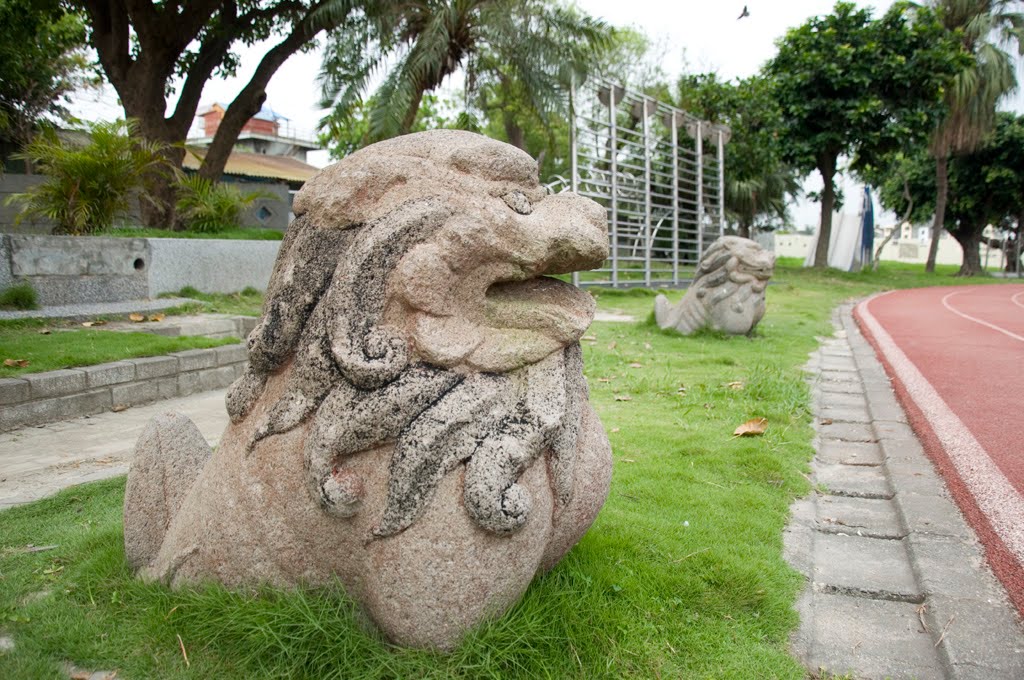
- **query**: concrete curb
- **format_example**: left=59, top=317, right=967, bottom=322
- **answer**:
left=0, top=344, right=247, bottom=432
left=785, top=303, right=1024, bottom=679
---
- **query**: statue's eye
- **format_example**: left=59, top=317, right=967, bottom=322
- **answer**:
left=502, top=191, right=532, bottom=215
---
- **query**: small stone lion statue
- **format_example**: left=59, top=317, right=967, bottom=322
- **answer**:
left=122, top=130, right=612, bottom=650
left=654, top=236, right=775, bottom=335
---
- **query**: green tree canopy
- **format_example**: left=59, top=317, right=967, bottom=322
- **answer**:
left=74, top=0, right=369, bottom=227
left=877, top=112, right=1024, bottom=276
left=676, top=73, right=800, bottom=238
left=318, top=0, right=613, bottom=144
left=0, top=0, right=95, bottom=164
left=921, top=0, right=1024, bottom=272
left=765, top=1, right=964, bottom=268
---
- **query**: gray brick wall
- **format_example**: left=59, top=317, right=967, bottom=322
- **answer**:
left=0, top=344, right=248, bottom=432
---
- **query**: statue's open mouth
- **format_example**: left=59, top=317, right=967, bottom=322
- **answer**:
left=484, top=276, right=595, bottom=346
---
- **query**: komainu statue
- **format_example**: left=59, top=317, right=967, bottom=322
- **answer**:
left=654, top=236, right=775, bottom=336
left=122, top=130, right=613, bottom=650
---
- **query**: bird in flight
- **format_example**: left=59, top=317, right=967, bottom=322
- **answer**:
left=738, top=5, right=750, bottom=19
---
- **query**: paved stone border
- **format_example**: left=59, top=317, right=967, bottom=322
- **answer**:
left=0, top=297, right=194, bottom=321
left=785, top=304, right=1024, bottom=679
left=0, top=344, right=247, bottom=432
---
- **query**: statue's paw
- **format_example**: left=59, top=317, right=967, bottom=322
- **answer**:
left=653, top=294, right=672, bottom=328
left=124, top=412, right=212, bottom=570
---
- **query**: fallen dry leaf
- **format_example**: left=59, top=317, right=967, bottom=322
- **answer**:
left=128, top=313, right=145, bottom=322
left=733, top=418, right=768, bottom=437
left=111, top=404, right=129, bottom=413
left=726, top=381, right=744, bottom=391
left=621, top=458, right=636, bottom=463
left=644, top=342, right=652, bottom=350
left=597, top=377, right=611, bottom=383
left=820, top=418, right=834, bottom=425
left=582, top=334, right=597, bottom=341
left=3, top=358, right=29, bottom=367
left=148, top=313, right=166, bottom=322
left=607, top=341, right=617, bottom=350
left=614, top=394, right=633, bottom=402
left=37, top=329, right=51, bottom=335
left=628, top=362, right=643, bottom=368
left=610, top=427, right=621, bottom=433
left=81, top=320, right=107, bottom=327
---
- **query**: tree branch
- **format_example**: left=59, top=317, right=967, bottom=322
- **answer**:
left=199, top=2, right=347, bottom=179
left=81, top=0, right=133, bottom=90
left=873, top=177, right=913, bottom=270
left=168, top=1, right=242, bottom=132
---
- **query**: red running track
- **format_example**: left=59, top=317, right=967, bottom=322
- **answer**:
left=855, top=285, right=1024, bottom=615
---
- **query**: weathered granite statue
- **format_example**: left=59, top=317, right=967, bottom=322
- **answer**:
left=654, top=236, right=775, bottom=336
left=123, top=130, right=613, bottom=650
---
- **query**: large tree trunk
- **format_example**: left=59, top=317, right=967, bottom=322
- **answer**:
left=926, top=154, right=948, bottom=273
left=737, top=221, right=751, bottom=240
left=131, top=111, right=189, bottom=230
left=813, top=152, right=837, bottom=269
left=504, top=118, right=526, bottom=150
left=400, top=88, right=426, bottom=136
left=951, top=226, right=983, bottom=276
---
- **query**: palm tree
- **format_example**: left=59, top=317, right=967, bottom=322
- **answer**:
left=925, top=0, right=1024, bottom=272
left=318, top=0, right=612, bottom=144
left=726, top=168, right=802, bottom=239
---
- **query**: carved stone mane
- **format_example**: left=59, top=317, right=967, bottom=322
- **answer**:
left=654, top=236, right=775, bottom=336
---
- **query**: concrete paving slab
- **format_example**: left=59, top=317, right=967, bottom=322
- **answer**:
left=817, top=379, right=865, bottom=395
left=815, top=494, right=903, bottom=539
left=925, top=595, right=1024, bottom=678
left=813, top=461, right=893, bottom=499
left=816, top=440, right=884, bottom=466
left=812, top=390, right=867, bottom=410
left=815, top=421, right=876, bottom=442
left=813, top=532, right=921, bottom=601
left=817, top=405, right=872, bottom=423
left=805, top=591, right=943, bottom=680
left=0, top=389, right=229, bottom=508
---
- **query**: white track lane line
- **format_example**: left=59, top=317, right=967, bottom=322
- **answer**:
left=941, top=291, right=1024, bottom=344
left=1012, top=290, right=1024, bottom=310
left=858, top=295, right=1024, bottom=565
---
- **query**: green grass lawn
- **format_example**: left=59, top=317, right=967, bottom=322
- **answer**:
left=0, top=288, right=263, bottom=377
left=0, top=317, right=239, bottom=377
left=160, top=286, right=266, bottom=317
left=0, top=262, right=1016, bottom=678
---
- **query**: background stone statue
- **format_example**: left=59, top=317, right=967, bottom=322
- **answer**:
left=654, top=236, right=775, bottom=336
left=122, top=130, right=613, bottom=650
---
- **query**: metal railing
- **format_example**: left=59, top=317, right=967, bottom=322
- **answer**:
left=566, top=78, right=729, bottom=288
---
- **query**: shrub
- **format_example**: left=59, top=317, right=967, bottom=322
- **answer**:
left=174, top=175, right=273, bottom=233
left=0, top=283, right=39, bottom=310
left=6, top=119, right=171, bottom=234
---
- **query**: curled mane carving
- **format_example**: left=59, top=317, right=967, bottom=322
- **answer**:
left=225, top=130, right=609, bottom=537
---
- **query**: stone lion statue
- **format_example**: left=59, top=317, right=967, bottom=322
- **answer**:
left=654, top=236, right=775, bottom=336
left=122, top=130, right=613, bottom=650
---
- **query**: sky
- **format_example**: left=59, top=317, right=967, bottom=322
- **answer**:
left=67, top=0, right=1019, bottom=230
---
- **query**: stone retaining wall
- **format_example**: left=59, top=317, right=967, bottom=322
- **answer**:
left=0, top=344, right=247, bottom=432
left=0, top=233, right=282, bottom=303
left=146, top=238, right=280, bottom=295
